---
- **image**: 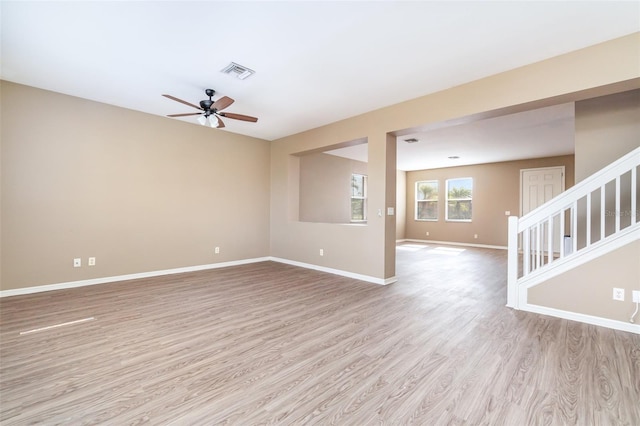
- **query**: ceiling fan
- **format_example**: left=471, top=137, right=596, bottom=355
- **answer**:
left=162, top=89, right=258, bottom=129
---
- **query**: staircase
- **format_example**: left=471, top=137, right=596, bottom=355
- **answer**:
left=507, top=147, right=640, bottom=310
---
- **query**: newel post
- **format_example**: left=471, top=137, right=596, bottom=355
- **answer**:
left=506, top=216, right=519, bottom=309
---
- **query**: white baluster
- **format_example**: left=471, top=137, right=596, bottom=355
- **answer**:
left=523, top=228, right=530, bottom=276
left=632, top=166, right=637, bottom=226
left=601, top=184, right=606, bottom=241
left=572, top=202, right=578, bottom=254
left=586, top=192, right=591, bottom=248
left=506, top=216, right=518, bottom=308
left=616, top=175, right=621, bottom=233
left=547, top=216, right=553, bottom=265
left=560, top=209, right=565, bottom=258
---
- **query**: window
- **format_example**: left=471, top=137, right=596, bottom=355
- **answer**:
left=415, top=180, right=438, bottom=221
left=351, top=173, right=367, bottom=222
left=446, top=177, right=473, bottom=221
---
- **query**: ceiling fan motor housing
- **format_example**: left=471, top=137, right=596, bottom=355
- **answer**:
left=200, top=99, right=214, bottom=111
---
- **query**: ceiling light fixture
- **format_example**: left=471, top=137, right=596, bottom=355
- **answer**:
left=197, top=115, right=207, bottom=126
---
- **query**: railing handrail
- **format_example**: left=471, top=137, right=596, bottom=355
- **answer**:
left=519, top=146, right=639, bottom=230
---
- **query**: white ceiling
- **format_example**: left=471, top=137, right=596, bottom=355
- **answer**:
left=326, top=102, right=576, bottom=170
left=2, top=1, right=638, bottom=168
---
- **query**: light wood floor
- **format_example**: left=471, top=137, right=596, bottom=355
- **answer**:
left=1, top=244, right=638, bottom=425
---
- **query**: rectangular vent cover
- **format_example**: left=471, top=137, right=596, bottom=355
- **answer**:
left=221, top=62, right=255, bottom=80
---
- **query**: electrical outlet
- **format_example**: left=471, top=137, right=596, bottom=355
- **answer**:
left=426, top=231, right=430, bottom=236
left=319, top=248, right=324, bottom=256
left=633, top=290, right=640, bottom=303
left=474, top=234, right=478, bottom=239
left=73, top=258, right=81, bottom=268
left=215, top=247, right=220, bottom=254
left=88, top=257, right=96, bottom=266
left=613, top=288, right=625, bottom=301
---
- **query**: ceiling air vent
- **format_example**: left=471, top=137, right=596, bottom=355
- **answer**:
left=221, top=62, right=255, bottom=80
left=404, top=138, right=419, bottom=143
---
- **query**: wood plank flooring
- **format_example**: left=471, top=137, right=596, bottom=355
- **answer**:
left=1, top=243, right=638, bottom=425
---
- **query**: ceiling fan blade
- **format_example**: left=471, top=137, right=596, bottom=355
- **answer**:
left=220, top=112, right=258, bottom=122
left=167, top=112, right=202, bottom=117
left=212, top=96, right=234, bottom=111
left=162, top=94, right=202, bottom=111
left=215, top=116, right=225, bottom=129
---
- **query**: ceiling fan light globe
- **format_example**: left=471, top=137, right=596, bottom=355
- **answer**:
left=209, top=116, right=218, bottom=128
left=197, top=115, right=207, bottom=126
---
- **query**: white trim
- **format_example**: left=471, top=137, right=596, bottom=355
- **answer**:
left=506, top=216, right=519, bottom=308
left=0, top=257, right=271, bottom=298
left=521, top=303, right=640, bottom=335
left=404, top=238, right=507, bottom=250
left=0, top=256, right=395, bottom=298
left=268, top=257, right=396, bottom=285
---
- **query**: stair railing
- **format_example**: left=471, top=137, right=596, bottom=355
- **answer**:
left=507, top=147, right=640, bottom=308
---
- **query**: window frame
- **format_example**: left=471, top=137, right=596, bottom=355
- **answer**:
left=445, top=177, right=473, bottom=222
left=350, top=173, right=368, bottom=222
left=415, top=180, right=439, bottom=221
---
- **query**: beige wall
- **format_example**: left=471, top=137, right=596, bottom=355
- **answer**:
left=298, top=153, right=367, bottom=223
left=1, top=81, right=271, bottom=291
left=2, top=33, right=639, bottom=294
left=575, top=89, right=640, bottom=182
left=405, top=156, right=575, bottom=247
left=529, top=240, right=640, bottom=323
left=270, top=33, right=639, bottom=282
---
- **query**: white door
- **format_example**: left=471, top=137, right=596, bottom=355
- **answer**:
left=521, top=167, right=564, bottom=214
left=521, top=166, right=565, bottom=252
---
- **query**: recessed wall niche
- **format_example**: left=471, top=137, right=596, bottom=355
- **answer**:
left=290, top=138, right=368, bottom=224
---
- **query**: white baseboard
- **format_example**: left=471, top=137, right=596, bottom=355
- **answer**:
left=268, top=257, right=396, bottom=285
left=403, top=239, right=507, bottom=250
left=521, top=303, right=640, bottom=334
left=0, top=256, right=395, bottom=298
left=0, top=257, right=272, bottom=298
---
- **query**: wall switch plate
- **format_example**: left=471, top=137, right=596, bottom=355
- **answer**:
left=613, top=288, right=625, bottom=301
left=633, top=290, right=640, bottom=303
left=88, top=257, right=96, bottom=266
left=505, top=211, right=511, bottom=216
left=73, top=258, right=81, bottom=268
